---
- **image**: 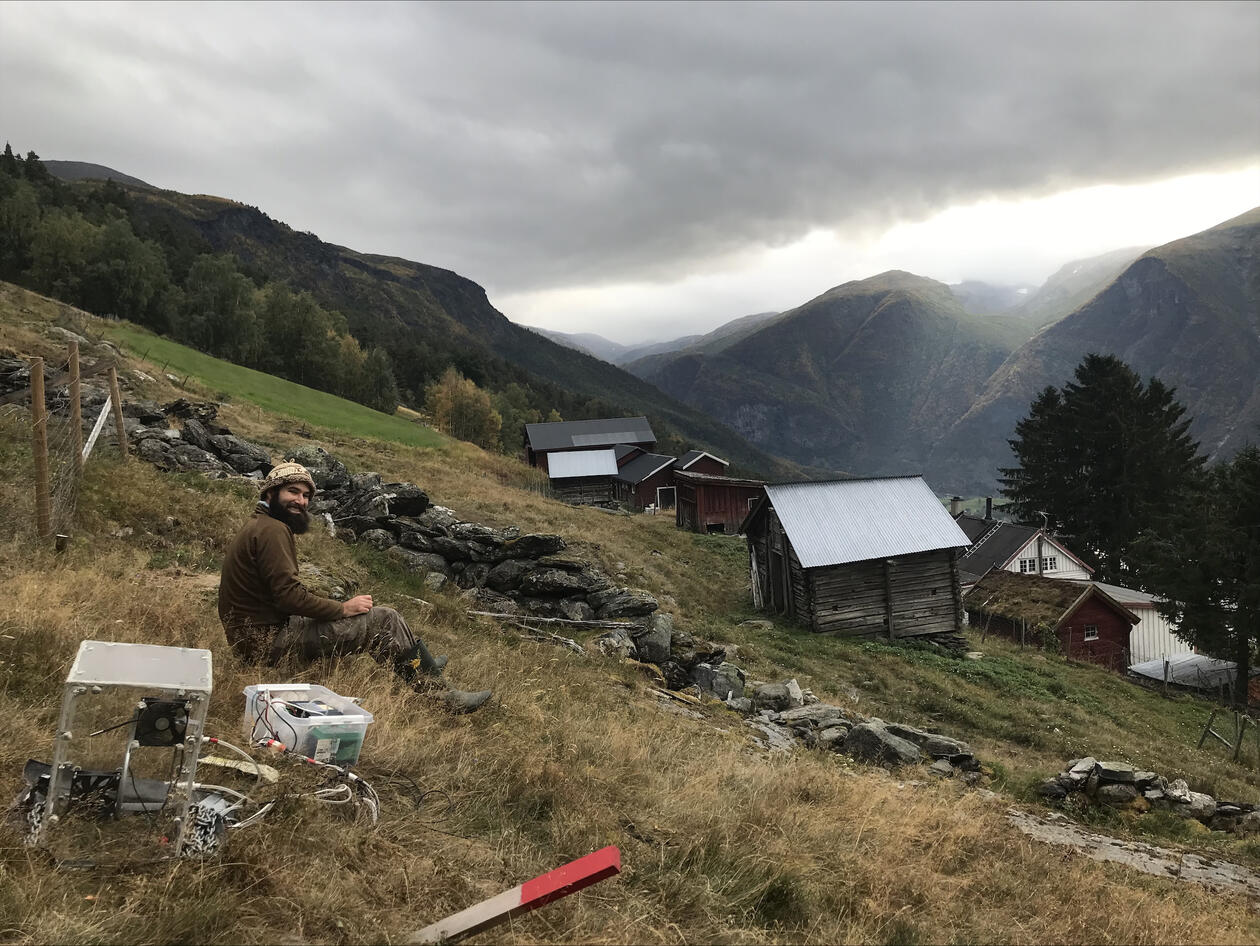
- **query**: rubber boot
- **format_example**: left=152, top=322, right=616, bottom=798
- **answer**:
left=442, top=688, right=493, bottom=714
left=394, top=640, right=448, bottom=684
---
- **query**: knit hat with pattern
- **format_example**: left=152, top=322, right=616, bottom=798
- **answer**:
left=260, top=461, right=316, bottom=497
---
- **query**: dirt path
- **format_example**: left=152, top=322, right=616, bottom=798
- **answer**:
left=1007, top=807, right=1260, bottom=899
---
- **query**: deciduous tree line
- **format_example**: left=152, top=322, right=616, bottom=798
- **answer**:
left=1001, top=353, right=1259, bottom=702
left=0, top=146, right=398, bottom=412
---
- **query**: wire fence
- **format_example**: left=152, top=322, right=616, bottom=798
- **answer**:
left=6, top=345, right=127, bottom=544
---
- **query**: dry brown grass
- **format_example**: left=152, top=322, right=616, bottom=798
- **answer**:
left=2, top=288, right=1260, bottom=944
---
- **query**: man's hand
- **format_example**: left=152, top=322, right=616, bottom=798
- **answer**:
left=341, top=594, right=373, bottom=618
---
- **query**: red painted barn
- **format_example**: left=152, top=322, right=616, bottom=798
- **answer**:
left=674, top=450, right=729, bottom=477
left=963, top=571, right=1139, bottom=671
left=613, top=452, right=678, bottom=511
left=674, top=470, right=766, bottom=534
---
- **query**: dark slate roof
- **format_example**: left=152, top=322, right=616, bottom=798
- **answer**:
left=614, top=452, right=676, bottom=485
left=957, top=520, right=1037, bottom=578
left=525, top=416, right=655, bottom=452
left=676, top=449, right=729, bottom=469
left=953, top=513, right=995, bottom=544
left=614, top=443, right=642, bottom=462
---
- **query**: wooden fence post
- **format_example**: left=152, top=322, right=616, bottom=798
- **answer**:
left=30, top=357, right=52, bottom=537
left=68, top=341, right=83, bottom=477
left=107, top=365, right=128, bottom=461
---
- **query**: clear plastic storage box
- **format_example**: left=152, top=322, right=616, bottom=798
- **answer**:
left=242, top=683, right=373, bottom=765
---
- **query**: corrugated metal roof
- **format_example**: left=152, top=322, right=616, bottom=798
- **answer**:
left=1067, top=579, right=1162, bottom=607
left=1129, top=653, right=1249, bottom=689
left=525, top=416, right=655, bottom=451
left=547, top=449, right=619, bottom=479
left=614, top=452, right=676, bottom=485
left=764, top=477, right=971, bottom=568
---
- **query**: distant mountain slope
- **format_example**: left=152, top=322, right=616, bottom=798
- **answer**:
left=1013, top=246, right=1147, bottom=330
left=929, top=209, right=1260, bottom=494
left=44, top=160, right=153, bottom=189
left=631, top=271, right=1024, bottom=473
left=949, top=281, right=1034, bottom=315
left=531, top=328, right=633, bottom=363
left=119, top=187, right=805, bottom=478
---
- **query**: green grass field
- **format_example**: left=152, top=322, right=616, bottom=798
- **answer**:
left=103, top=323, right=445, bottom=449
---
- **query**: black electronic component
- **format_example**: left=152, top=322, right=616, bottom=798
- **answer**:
left=134, top=698, right=190, bottom=747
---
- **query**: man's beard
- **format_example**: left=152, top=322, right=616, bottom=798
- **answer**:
left=266, top=498, right=311, bottom=534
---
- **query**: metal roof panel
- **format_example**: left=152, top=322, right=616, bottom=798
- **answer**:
left=547, top=449, right=619, bottom=479
left=765, top=477, right=970, bottom=568
left=525, top=417, right=655, bottom=451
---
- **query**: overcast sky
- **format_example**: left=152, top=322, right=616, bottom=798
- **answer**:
left=3, top=1, right=1258, bottom=343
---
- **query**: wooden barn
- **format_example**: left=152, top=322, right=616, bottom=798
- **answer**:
left=674, top=449, right=729, bottom=476
left=545, top=448, right=618, bottom=505
left=674, top=470, right=765, bottom=534
left=740, top=476, right=971, bottom=637
left=523, top=416, right=656, bottom=472
left=964, top=571, right=1139, bottom=671
left=613, top=451, right=678, bottom=511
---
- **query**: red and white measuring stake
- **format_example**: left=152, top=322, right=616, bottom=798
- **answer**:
left=410, top=845, right=622, bottom=944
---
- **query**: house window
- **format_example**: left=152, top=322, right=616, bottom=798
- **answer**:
left=1041, top=556, right=1058, bottom=572
left=1083, top=625, right=1099, bottom=641
left=1018, top=558, right=1037, bottom=573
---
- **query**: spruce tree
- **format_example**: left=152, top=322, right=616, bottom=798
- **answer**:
left=999, top=353, right=1204, bottom=580
left=1135, top=447, right=1260, bottom=705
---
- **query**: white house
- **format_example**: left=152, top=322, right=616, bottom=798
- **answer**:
left=1067, top=579, right=1193, bottom=664
left=954, top=517, right=1093, bottom=588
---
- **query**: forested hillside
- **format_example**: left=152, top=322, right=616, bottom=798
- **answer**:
left=0, top=146, right=805, bottom=478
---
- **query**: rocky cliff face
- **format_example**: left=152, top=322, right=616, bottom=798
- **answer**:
left=929, top=208, right=1260, bottom=493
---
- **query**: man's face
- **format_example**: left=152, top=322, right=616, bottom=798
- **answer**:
left=267, top=481, right=313, bottom=533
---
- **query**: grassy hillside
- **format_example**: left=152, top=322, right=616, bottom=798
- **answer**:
left=2, top=289, right=1259, bottom=944
left=103, top=322, right=445, bottom=449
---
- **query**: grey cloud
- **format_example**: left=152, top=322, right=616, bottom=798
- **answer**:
left=2, top=0, right=1257, bottom=293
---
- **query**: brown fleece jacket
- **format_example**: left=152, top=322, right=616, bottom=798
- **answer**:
left=218, top=506, right=344, bottom=633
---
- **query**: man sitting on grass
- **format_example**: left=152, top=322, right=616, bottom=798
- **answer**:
left=218, top=461, right=491, bottom=713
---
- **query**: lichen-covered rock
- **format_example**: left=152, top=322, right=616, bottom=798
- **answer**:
left=485, top=559, right=536, bottom=593
left=1097, top=783, right=1139, bottom=806
left=842, top=721, right=922, bottom=766
left=593, top=628, right=637, bottom=660
left=777, top=704, right=851, bottom=728
left=359, top=529, right=396, bottom=551
left=631, top=612, right=673, bottom=664
left=518, top=568, right=591, bottom=597
left=588, top=587, right=658, bottom=619
left=817, top=726, right=849, bottom=751
left=456, top=562, right=492, bottom=589
left=385, top=546, right=452, bottom=578
left=690, top=661, right=745, bottom=699
left=285, top=445, right=351, bottom=491
left=751, top=682, right=792, bottom=712
left=501, top=533, right=566, bottom=558
left=884, top=723, right=973, bottom=761
left=557, top=598, right=596, bottom=622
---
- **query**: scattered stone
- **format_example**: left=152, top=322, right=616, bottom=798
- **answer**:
left=1097, top=761, right=1136, bottom=783
left=816, top=726, right=848, bottom=751
left=750, top=682, right=792, bottom=712
left=1096, top=783, right=1139, bottom=806
left=631, top=612, right=673, bottom=665
left=884, top=723, right=972, bottom=760
left=1039, top=778, right=1070, bottom=800
left=725, top=697, right=754, bottom=715
left=593, top=628, right=637, bottom=660
left=423, top=572, right=447, bottom=592
left=777, top=704, right=849, bottom=728
left=588, top=588, right=658, bottom=619
left=359, top=529, right=396, bottom=551
left=691, top=662, right=745, bottom=700
left=785, top=678, right=805, bottom=707
left=386, top=546, right=453, bottom=578
left=843, top=721, right=922, bottom=766
left=929, top=759, right=955, bottom=778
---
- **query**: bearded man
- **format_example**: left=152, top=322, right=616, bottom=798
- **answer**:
left=218, top=462, right=491, bottom=713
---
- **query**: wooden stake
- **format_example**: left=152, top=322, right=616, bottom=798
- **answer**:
left=410, top=846, right=621, bottom=945
left=68, top=341, right=83, bottom=478
left=107, top=366, right=128, bottom=461
left=30, top=357, right=51, bottom=538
